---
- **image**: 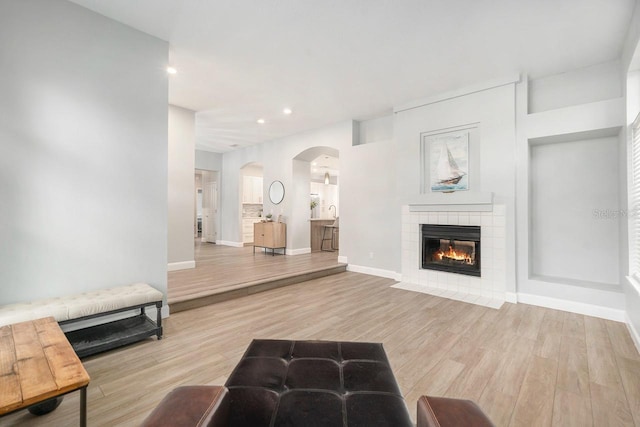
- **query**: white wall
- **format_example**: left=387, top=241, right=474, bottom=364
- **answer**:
left=340, top=140, right=398, bottom=272
left=195, top=150, right=223, bottom=172
left=292, top=160, right=311, bottom=251
left=168, top=105, right=195, bottom=267
left=529, top=61, right=622, bottom=113
left=219, top=144, right=264, bottom=244
left=0, top=0, right=168, bottom=303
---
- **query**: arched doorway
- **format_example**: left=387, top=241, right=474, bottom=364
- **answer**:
left=239, top=162, right=264, bottom=244
left=291, top=147, right=339, bottom=253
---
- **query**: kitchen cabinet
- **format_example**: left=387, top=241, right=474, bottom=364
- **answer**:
left=242, top=218, right=262, bottom=243
left=243, top=176, right=263, bottom=204
left=254, top=222, right=286, bottom=255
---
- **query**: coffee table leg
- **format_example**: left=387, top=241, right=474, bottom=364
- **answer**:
left=80, top=387, right=87, bottom=427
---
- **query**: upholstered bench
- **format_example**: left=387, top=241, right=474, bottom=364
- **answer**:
left=0, top=283, right=163, bottom=357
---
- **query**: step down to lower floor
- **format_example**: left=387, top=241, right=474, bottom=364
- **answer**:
left=169, top=264, right=347, bottom=313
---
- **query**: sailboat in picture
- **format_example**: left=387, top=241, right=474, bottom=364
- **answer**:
left=436, top=143, right=465, bottom=185
left=429, top=133, right=468, bottom=192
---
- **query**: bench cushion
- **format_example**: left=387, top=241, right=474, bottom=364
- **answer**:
left=0, top=283, right=163, bottom=327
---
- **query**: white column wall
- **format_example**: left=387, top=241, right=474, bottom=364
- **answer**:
left=0, top=0, right=169, bottom=303
left=168, top=105, right=195, bottom=269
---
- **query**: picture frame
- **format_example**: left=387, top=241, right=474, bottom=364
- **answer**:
left=426, top=131, right=469, bottom=192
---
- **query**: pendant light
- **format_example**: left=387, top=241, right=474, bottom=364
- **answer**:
left=324, top=172, right=330, bottom=185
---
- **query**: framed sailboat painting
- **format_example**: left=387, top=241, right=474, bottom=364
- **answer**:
left=429, top=131, right=469, bottom=192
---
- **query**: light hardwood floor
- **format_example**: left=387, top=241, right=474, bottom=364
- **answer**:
left=2, top=272, right=639, bottom=426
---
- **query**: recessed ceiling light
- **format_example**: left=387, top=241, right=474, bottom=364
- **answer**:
left=167, top=66, right=177, bottom=74
left=312, top=162, right=317, bottom=166
left=257, top=118, right=266, bottom=124
left=283, top=108, right=293, bottom=115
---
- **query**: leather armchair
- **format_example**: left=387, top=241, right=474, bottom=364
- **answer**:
left=141, top=386, right=229, bottom=427
left=417, top=395, right=495, bottom=427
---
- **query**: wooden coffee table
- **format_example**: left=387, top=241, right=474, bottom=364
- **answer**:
left=0, top=317, right=90, bottom=426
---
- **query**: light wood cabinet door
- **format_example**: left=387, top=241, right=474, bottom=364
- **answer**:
left=269, top=223, right=286, bottom=247
left=253, top=222, right=286, bottom=250
left=254, top=223, right=265, bottom=246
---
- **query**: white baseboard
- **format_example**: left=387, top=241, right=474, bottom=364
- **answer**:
left=347, top=264, right=401, bottom=281
left=161, top=305, right=170, bottom=318
left=167, top=261, right=195, bottom=271
left=216, top=240, right=244, bottom=248
left=287, top=247, right=311, bottom=256
left=626, top=313, right=640, bottom=355
left=505, top=292, right=518, bottom=303
left=517, top=292, right=625, bottom=322
left=337, top=256, right=348, bottom=264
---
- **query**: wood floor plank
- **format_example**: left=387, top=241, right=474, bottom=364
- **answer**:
left=445, top=347, right=502, bottom=401
left=478, top=389, right=518, bottom=427
left=483, top=334, right=536, bottom=398
left=509, top=355, right=558, bottom=426
left=563, top=312, right=586, bottom=342
left=590, top=382, right=635, bottom=426
left=552, top=389, right=593, bottom=427
left=588, top=340, right=625, bottom=390
left=532, top=310, right=564, bottom=360
left=616, top=355, right=640, bottom=426
left=556, top=335, right=590, bottom=397
left=607, top=321, right=640, bottom=361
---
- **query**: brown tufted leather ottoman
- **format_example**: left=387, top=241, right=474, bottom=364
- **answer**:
left=224, top=339, right=413, bottom=427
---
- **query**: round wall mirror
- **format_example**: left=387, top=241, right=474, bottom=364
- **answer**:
left=269, top=180, right=285, bottom=204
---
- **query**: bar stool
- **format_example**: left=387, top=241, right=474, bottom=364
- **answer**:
left=321, top=217, right=339, bottom=252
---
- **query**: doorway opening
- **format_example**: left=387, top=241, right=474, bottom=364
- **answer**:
left=195, top=169, right=218, bottom=244
left=292, top=146, right=340, bottom=253
left=240, top=162, right=264, bottom=245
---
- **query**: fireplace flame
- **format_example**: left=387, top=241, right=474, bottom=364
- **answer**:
left=435, top=246, right=474, bottom=264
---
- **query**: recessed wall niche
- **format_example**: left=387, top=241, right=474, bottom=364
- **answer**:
left=530, top=135, right=620, bottom=286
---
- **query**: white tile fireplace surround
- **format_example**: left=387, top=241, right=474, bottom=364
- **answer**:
left=395, top=204, right=507, bottom=309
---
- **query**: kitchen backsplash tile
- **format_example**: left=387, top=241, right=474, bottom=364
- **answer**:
left=243, top=203, right=263, bottom=217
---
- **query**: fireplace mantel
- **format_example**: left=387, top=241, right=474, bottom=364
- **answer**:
left=408, top=191, right=493, bottom=212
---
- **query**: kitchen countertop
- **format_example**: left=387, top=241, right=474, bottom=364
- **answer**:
left=310, top=218, right=336, bottom=221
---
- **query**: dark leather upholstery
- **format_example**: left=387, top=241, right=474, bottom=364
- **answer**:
left=417, top=395, right=495, bottom=427
left=141, top=385, right=229, bottom=427
left=224, top=339, right=413, bottom=427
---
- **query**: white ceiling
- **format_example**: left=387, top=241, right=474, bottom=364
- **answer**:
left=69, top=0, right=635, bottom=153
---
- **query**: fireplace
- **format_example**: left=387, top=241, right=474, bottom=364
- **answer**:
left=421, top=224, right=481, bottom=277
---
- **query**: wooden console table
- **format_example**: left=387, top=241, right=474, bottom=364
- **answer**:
left=0, top=317, right=90, bottom=426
